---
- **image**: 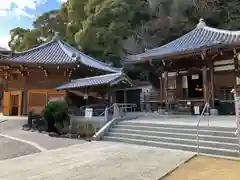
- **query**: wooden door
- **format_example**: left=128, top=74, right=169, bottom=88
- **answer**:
left=10, top=91, right=23, bottom=116
left=3, top=91, right=23, bottom=116
left=18, top=92, right=23, bottom=115
left=3, top=92, right=11, bottom=116
left=126, top=89, right=141, bottom=111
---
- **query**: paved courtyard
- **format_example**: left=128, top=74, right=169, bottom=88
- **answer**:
left=0, top=141, right=194, bottom=180
left=0, top=117, right=85, bottom=150
left=0, top=136, right=40, bottom=160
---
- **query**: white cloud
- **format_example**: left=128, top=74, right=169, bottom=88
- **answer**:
left=0, top=0, right=48, bottom=18
left=0, top=34, right=11, bottom=50
left=59, top=0, right=68, bottom=3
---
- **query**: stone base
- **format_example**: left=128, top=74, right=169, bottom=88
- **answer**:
left=158, top=109, right=165, bottom=115
left=210, top=108, right=219, bottom=116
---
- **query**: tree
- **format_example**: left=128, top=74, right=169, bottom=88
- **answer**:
left=20, top=29, right=43, bottom=50
left=8, top=27, right=43, bottom=52
left=8, top=27, right=30, bottom=52
left=33, top=9, right=68, bottom=41
left=73, top=0, right=149, bottom=66
left=8, top=0, right=240, bottom=65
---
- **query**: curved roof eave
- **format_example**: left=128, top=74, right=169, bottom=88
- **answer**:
left=2, top=33, right=122, bottom=72
left=126, top=18, right=240, bottom=63
left=60, top=40, right=122, bottom=73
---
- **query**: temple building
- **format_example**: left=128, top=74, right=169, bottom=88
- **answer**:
left=126, top=18, right=240, bottom=115
left=0, top=33, right=131, bottom=116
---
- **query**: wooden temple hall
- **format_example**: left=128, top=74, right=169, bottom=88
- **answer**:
left=0, top=33, right=132, bottom=116
left=126, top=18, right=240, bottom=115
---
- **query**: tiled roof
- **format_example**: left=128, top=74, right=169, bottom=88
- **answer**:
left=1, top=33, right=121, bottom=73
left=56, top=72, right=132, bottom=90
left=0, top=47, right=8, bottom=52
left=126, top=18, right=240, bottom=63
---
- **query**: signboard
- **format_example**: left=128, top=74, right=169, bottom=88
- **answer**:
left=182, top=76, right=188, bottom=88
left=232, top=89, right=240, bottom=136
left=48, top=96, right=64, bottom=103
left=192, top=74, right=199, bottom=80
left=85, top=108, right=93, bottom=119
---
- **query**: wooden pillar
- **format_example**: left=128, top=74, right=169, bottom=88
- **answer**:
left=234, top=53, right=238, bottom=88
left=123, top=89, right=127, bottom=104
left=209, top=62, right=215, bottom=108
left=3, top=77, right=10, bottom=116
left=176, top=71, right=182, bottom=99
left=164, top=71, right=168, bottom=110
left=5, top=77, right=8, bottom=92
left=159, top=74, right=163, bottom=108
left=64, top=90, right=69, bottom=104
left=202, top=65, right=208, bottom=104
left=123, top=89, right=127, bottom=113
left=23, top=76, right=28, bottom=116
left=107, top=86, right=112, bottom=106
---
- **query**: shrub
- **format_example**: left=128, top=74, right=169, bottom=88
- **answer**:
left=43, top=100, right=69, bottom=134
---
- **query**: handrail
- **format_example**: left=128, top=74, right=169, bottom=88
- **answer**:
left=117, top=103, right=137, bottom=113
left=97, top=103, right=137, bottom=117
left=98, top=103, right=115, bottom=117
left=196, top=102, right=209, bottom=154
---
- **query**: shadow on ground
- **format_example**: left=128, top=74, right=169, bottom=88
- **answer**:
left=0, top=136, right=40, bottom=160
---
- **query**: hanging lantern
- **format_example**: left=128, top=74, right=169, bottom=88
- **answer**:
left=231, top=89, right=236, bottom=94
left=83, top=94, right=88, bottom=100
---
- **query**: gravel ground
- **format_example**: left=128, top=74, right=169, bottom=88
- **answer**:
left=0, top=136, right=40, bottom=160
left=162, top=156, right=240, bottom=180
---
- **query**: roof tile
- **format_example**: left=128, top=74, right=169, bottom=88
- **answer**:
left=127, top=19, right=240, bottom=63
left=0, top=35, right=121, bottom=73
left=56, top=72, right=132, bottom=90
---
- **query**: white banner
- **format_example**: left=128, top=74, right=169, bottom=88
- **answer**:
left=232, top=89, right=240, bottom=137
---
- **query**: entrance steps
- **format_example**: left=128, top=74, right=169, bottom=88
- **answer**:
left=103, top=121, right=240, bottom=158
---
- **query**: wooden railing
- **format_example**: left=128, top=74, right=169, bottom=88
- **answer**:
left=143, top=91, right=162, bottom=102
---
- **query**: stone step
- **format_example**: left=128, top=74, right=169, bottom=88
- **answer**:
left=111, top=129, right=238, bottom=144
left=103, top=136, right=240, bottom=158
left=118, top=121, right=236, bottom=132
left=113, top=125, right=236, bottom=138
left=107, top=132, right=239, bottom=150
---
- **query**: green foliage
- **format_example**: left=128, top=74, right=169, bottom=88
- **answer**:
left=33, top=9, right=68, bottom=41
left=75, top=0, right=149, bottom=66
left=7, top=0, right=240, bottom=69
left=43, top=100, right=70, bottom=134
left=43, top=100, right=69, bottom=123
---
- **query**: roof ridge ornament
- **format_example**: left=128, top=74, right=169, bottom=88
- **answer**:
left=52, top=32, right=60, bottom=40
left=197, top=18, right=206, bottom=28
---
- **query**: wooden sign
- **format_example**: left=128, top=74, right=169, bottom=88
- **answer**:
left=85, top=108, right=93, bottom=119
left=48, top=95, right=64, bottom=103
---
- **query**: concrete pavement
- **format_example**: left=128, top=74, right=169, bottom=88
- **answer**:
left=0, top=141, right=195, bottom=180
left=0, top=136, right=40, bottom=160
left=0, top=118, right=85, bottom=150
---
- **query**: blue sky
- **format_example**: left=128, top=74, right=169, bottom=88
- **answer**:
left=0, top=0, right=66, bottom=49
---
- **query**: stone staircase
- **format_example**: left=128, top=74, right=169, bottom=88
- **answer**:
left=103, top=121, right=240, bottom=158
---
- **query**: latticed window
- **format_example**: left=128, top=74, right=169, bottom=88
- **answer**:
left=219, top=88, right=234, bottom=101
left=29, top=93, right=47, bottom=107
